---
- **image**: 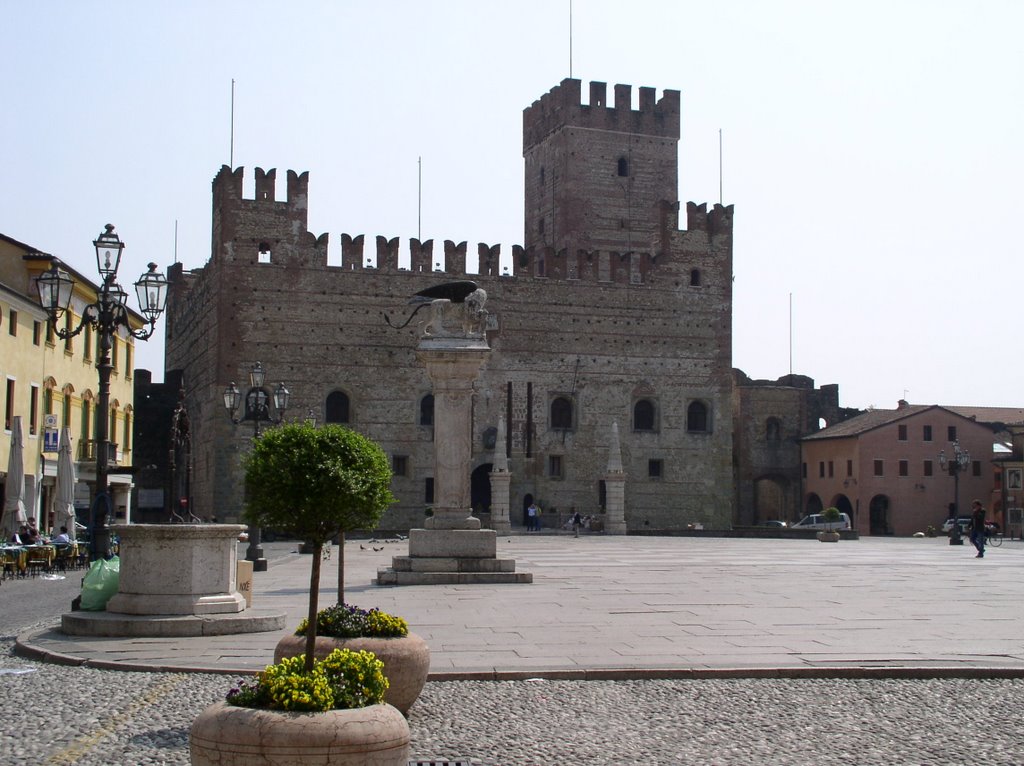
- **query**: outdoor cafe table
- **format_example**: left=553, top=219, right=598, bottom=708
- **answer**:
left=0, top=546, right=28, bottom=576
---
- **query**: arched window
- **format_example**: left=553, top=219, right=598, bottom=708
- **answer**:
left=419, top=394, right=434, bottom=426
left=633, top=399, right=656, bottom=432
left=617, top=157, right=629, bottom=177
left=551, top=396, right=573, bottom=430
left=686, top=401, right=709, bottom=433
left=258, top=242, right=272, bottom=264
left=325, top=391, right=350, bottom=424
left=766, top=417, right=781, bottom=443
left=689, top=268, right=701, bottom=286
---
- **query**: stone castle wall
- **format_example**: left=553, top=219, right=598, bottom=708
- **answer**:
left=166, top=160, right=736, bottom=532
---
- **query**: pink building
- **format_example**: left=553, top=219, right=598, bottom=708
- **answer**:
left=800, top=402, right=996, bottom=536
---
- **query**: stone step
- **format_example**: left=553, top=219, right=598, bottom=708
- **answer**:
left=385, top=556, right=518, bottom=573
left=375, top=569, right=533, bottom=586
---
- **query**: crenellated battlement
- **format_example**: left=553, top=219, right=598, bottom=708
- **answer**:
left=211, top=165, right=310, bottom=206
left=523, top=78, right=680, bottom=152
left=210, top=163, right=727, bottom=286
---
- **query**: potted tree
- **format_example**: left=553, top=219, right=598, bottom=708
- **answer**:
left=190, top=422, right=410, bottom=765
left=818, top=506, right=842, bottom=543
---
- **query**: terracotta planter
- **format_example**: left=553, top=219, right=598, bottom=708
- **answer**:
left=817, top=531, right=841, bottom=543
left=190, top=700, right=409, bottom=766
left=274, top=632, right=430, bottom=715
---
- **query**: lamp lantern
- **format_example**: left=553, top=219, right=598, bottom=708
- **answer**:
left=222, top=382, right=241, bottom=415
left=93, top=224, right=124, bottom=279
left=134, top=263, right=169, bottom=322
left=36, top=263, right=75, bottom=317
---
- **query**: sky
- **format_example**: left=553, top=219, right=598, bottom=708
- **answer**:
left=3, top=1, right=1022, bottom=411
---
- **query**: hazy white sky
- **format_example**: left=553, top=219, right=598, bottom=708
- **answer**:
left=3, top=1, right=1021, bottom=410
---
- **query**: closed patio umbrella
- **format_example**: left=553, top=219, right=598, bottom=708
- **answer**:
left=2, top=416, right=28, bottom=540
left=55, top=427, right=77, bottom=542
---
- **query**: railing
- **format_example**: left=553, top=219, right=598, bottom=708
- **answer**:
left=78, top=440, right=119, bottom=464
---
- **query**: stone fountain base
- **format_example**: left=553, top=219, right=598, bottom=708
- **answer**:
left=61, top=523, right=285, bottom=637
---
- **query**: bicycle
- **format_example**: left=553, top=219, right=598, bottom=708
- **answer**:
left=987, top=529, right=1004, bottom=547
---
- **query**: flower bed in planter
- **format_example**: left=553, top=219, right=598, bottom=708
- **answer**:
left=274, top=604, right=429, bottom=715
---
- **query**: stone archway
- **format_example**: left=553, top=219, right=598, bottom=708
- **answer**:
left=754, top=476, right=789, bottom=523
left=869, top=495, right=891, bottom=535
left=805, top=493, right=823, bottom=516
left=470, top=463, right=492, bottom=515
left=832, top=495, right=854, bottom=527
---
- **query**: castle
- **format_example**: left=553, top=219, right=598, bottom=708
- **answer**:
left=157, top=78, right=841, bottom=531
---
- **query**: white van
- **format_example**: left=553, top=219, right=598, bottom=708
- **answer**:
left=792, top=512, right=851, bottom=531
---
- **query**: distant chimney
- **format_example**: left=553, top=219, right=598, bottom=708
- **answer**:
left=897, top=399, right=909, bottom=409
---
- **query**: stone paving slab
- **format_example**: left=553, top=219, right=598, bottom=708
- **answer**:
left=16, top=534, right=1024, bottom=679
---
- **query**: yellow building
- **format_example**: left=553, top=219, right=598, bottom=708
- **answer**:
left=0, top=233, right=142, bottom=532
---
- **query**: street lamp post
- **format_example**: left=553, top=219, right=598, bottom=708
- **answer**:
left=35, top=224, right=168, bottom=561
left=939, top=439, right=971, bottom=546
left=223, top=361, right=289, bottom=571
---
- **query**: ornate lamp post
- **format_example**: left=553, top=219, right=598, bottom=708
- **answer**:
left=223, top=361, right=289, bottom=571
left=35, top=224, right=168, bottom=561
left=939, top=439, right=970, bottom=546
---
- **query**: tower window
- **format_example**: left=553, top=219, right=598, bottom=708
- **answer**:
left=648, top=459, right=663, bottom=479
left=689, top=269, right=701, bottom=286
left=686, top=401, right=709, bottom=433
left=550, top=396, right=573, bottom=430
left=538, top=218, right=545, bottom=234
left=258, top=243, right=272, bottom=263
left=325, top=391, right=350, bottom=424
left=548, top=455, right=563, bottom=478
left=540, top=166, right=545, bottom=185
left=617, top=157, right=629, bottom=177
left=633, top=399, right=656, bottom=432
left=419, top=394, right=434, bottom=426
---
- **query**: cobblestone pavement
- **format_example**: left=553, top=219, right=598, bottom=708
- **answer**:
left=5, top=537, right=1024, bottom=764
left=3, top=635, right=1024, bottom=765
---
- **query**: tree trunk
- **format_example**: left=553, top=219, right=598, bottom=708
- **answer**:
left=304, top=542, right=323, bottom=672
left=337, top=530, right=346, bottom=604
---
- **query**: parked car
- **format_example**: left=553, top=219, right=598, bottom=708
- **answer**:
left=762, top=520, right=788, bottom=528
left=792, top=512, right=851, bottom=531
left=941, top=517, right=998, bottom=535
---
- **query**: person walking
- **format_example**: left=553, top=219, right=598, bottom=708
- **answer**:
left=571, top=510, right=583, bottom=538
left=969, top=499, right=987, bottom=558
left=526, top=502, right=539, bottom=532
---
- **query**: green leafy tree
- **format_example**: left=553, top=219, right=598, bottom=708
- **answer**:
left=822, top=506, right=842, bottom=532
left=244, top=423, right=395, bottom=670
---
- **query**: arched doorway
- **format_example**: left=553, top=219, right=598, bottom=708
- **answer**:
left=470, top=463, right=492, bottom=515
left=869, top=495, right=890, bottom=535
left=832, top=495, right=854, bottom=527
left=522, top=493, right=534, bottom=529
left=805, top=493, right=823, bottom=516
left=754, top=476, right=789, bottom=523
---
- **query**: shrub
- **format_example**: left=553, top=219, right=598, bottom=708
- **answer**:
left=227, top=648, right=388, bottom=712
left=296, top=603, right=409, bottom=639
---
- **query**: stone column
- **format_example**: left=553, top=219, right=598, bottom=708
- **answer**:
left=377, top=289, right=530, bottom=584
left=604, top=421, right=627, bottom=534
left=489, top=412, right=512, bottom=534
left=419, top=349, right=488, bottom=531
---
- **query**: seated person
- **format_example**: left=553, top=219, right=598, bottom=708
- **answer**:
left=52, top=526, right=71, bottom=545
left=11, top=525, right=28, bottom=545
left=21, top=522, right=40, bottom=545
